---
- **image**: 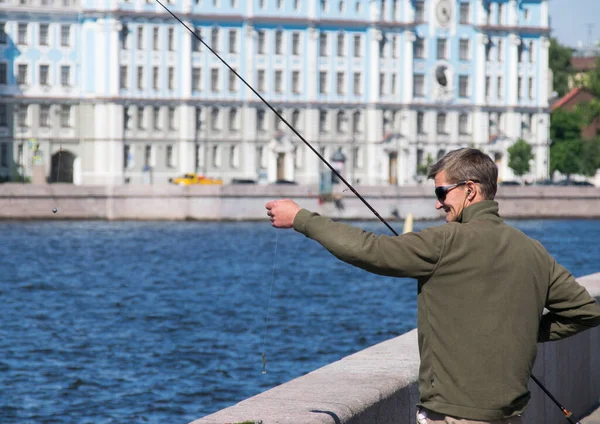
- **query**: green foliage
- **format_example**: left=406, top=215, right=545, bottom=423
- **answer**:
left=550, top=139, right=583, bottom=178
left=416, top=153, right=434, bottom=176
left=507, top=139, right=534, bottom=178
left=586, top=57, right=600, bottom=96
left=576, top=98, right=600, bottom=126
left=549, top=38, right=574, bottom=97
left=550, top=108, right=585, bottom=143
left=580, top=137, right=600, bottom=177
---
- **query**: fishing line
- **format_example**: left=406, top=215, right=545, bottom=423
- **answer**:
left=260, top=231, right=279, bottom=374
left=155, top=2, right=581, bottom=417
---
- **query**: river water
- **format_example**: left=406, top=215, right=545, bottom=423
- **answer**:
left=1, top=218, right=599, bottom=423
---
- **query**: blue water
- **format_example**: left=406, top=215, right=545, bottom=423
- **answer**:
left=1, top=218, right=600, bottom=423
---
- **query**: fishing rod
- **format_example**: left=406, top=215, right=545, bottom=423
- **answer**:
left=153, top=1, right=581, bottom=421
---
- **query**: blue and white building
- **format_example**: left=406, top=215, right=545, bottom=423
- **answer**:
left=0, top=0, right=551, bottom=185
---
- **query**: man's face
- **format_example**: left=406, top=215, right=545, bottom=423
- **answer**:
left=434, top=170, right=468, bottom=222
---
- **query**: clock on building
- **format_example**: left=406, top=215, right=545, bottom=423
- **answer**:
left=436, top=0, right=453, bottom=27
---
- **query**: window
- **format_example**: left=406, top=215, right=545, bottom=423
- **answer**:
left=0, top=22, right=7, bottom=45
left=352, top=110, right=361, bottom=133
left=414, top=37, right=425, bottom=58
left=391, top=74, right=396, bottom=94
left=437, top=38, right=447, bottom=60
left=229, top=108, right=238, bottom=131
left=1, top=143, right=7, bottom=166
left=168, top=27, right=174, bottom=51
left=485, top=76, right=491, bottom=99
left=211, top=107, right=220, bottom=130
left=292, top=32, right=300, bottom=56
left=319, top=33, right=328, bottom=57
left=337, top=33, right=345, bottom=57
left=40, top=24, right=49, bottom=46
left=192, top=28, right=203, bottom=52
left=497, top=76, right=503, bottom=99
left=528, top=77, right=534, bottom=99
left=336, top=110, right=346, bottom=133
left=459, top=39, right=469, bottom=60
left=0, top=105, right=5, bottom=127
left=0, top=63, right=5, bottom=84
left=211, top=28, right=219, bottom=52
left=60, top=25, right=70, bottom=47
left=60, top=105, right=71, bottom=127
left=61, top=65, right=71, bottom=87
left=17, top=105, right=28, bottom=127
left=153, top=27, right=160, bottom=51
left=120, top=66, right=128, bottom=89
left=413, top=74, right=424, bottom=97
left=392, top=35, right=398, bottom=58
left=17, top=64, right=28, bottom=85
left=517, top=77, right=523, bottom=99
left=168, top=67, right=174, bottom=90
left=137, top=106, right=145, bottom=129
left=274, top=109, right=283, bottom=131
left=336, top=72, right=345, bottom=95
left=319, top=71, right=327, bottom=94
left=120, top=24, right=129, bottom=50
left=436, top=113, right=446, bottom=134
left=165, top=145, right=175, bottom=167
left=256, top=109, right=265, bottom=131
left=379, top=72, right=385, bottom=96
left=257, top=31, right=265, bottom=54
left=18, top=23, right=28, bottom=45
left=518, top=42, right=524, bottom=62
left=40, top=65, right=49, bottom=86
left=40, top=105, right=50, bottom=127
left=319, top=109, right=328, bottom=133
left=192, top=67, right=202, bottom=91
left=168, top=107, right=176, bottom=130
left=275, top=30, right=283, bottom=55
left=417, top=111, right=425, bottom=134
left=153, top=107, right=160, bottom=129
left=353, top=34, right=361, bottom=57
left=497, top=3, right=503, bottom=25
left=228, top=69, right=237, bottom=92
left=257, top=69, right=265, bottom=91
left=485, top=41, right=491, bottom=61
left=144, top=145, right=152, bottom=166
left=415, top=1, right=425, bottom=21
left=291, top=109, right=300, bottom=128
left=497, top=39, right=503, bottom=62
left=124, top=107, right=131, bottom=130
left=228, top=30, right=237, bottom=53
left=528, top=41, right=534, bottom=63
left=195, top=107, right=203, bottom=132
left=211, top=68, right=219, bottom=92
left=459, top=2, right=470, bottom=24
left=274, top=70, right=283, bottom=93
left=459, top=113, right=469, bottom=134
left=349, top=72, right=360, bottom=95
left=152, top=67, right=159, bottom=90
left=292, top=70, right=300, bottom=93
left=137, top=27, right=144, bottom=50
left=459, top=75, right=469, bottom=98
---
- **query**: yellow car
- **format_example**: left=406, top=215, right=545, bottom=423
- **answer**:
left=169, top=173, right=222, bottom=185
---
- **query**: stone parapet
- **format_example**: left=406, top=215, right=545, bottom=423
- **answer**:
left=192, top=273, right=600, bottom=424
left=0, top=184, right=599, bottom=221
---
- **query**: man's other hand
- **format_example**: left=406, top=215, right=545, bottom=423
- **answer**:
left=265, top=199, right=301, bottom=228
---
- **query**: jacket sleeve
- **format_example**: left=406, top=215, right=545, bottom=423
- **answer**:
left=538, top=260, right=600, bottom=342
left=292, top=208, right=444, bottom=279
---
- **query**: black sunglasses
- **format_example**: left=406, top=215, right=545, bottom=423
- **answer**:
left=435, top=181, right=468, bottom=202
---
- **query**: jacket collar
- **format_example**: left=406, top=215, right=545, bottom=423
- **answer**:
left=457, top=200, right=503, bottom=224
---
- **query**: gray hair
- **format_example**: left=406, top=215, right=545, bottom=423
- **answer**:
left=427, top=148, right=498, bottom=200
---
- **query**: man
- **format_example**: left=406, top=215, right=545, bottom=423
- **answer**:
left=265, top=148, right=600, bottom=424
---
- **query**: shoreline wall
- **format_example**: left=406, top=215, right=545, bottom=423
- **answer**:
left=1, top=184, right=600, bottom=220
left=192, top=274, right=600, bottom=424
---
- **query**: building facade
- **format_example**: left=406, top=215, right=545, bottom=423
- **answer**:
left=0, top=0, right=551, bottom=185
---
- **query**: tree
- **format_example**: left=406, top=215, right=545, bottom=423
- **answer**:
left=549, top=38, right=574, bottom=97
left=550, top=139, right=583, bottom=179
left=580, top=137, right=600, bottom=177
left=585, top=57, right=600, bottom=96
left=507, top=139, right=534, bottom=180
left=550, top=108, right=585, bottom=143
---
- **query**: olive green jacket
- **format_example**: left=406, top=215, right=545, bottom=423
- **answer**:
left=293, top=200, right=600, bottom=420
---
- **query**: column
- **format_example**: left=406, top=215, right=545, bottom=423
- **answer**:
left=402, top=30, right=415, bottom=104
left=475, top=34, right=488, bottom=105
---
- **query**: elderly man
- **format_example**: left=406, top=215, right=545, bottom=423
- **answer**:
left=265, top=148, right=600, bottom=424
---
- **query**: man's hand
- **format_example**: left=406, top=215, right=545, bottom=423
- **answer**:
left=265, top=199, right=301, bottom=228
